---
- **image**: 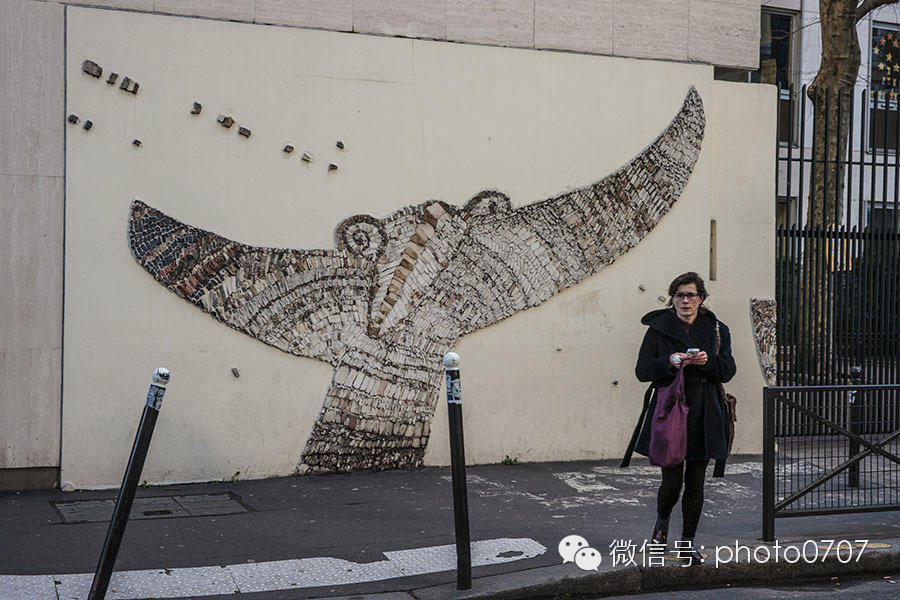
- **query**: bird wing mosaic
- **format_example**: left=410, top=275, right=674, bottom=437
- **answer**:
left=129, top=86, right=706, bottom=474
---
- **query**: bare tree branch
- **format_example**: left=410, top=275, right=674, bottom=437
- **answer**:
left=857, top=0, right=900, bottom=22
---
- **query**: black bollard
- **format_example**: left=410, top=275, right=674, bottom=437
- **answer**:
left=444, top=352, right=471, bottom=590
left=848, top=366, right=862, bottom=488
left=89, top=368, right=171, bottom=600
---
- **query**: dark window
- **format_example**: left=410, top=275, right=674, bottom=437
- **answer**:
left=756, top=12, right=793, bottom=90
left=867, top=204, right=899, bottom=232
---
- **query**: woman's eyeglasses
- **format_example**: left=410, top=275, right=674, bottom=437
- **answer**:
left=674, top=293, right=701, bottom=300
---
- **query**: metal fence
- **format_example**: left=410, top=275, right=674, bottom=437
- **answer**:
left=776, top=85, right=900, bottom=392
left=763, top=384, right=900, bottom=541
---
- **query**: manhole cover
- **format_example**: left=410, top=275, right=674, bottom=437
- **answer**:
left=52, top=493, right=252, bottom=523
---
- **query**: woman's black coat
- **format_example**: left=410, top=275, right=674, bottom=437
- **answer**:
left=633, top=307, right=737, bottom=464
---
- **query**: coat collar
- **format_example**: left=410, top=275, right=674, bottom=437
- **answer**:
left=641, top=307, right=718, bottom=347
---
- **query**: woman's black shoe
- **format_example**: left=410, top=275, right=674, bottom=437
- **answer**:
left=677, top=540, right=705, bottom=564
left=651, top=516, right=669, bottom=545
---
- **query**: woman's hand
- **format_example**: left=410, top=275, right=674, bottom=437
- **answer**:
left=683, top=351, right=708, bottom=366
left=669, top=352, right=687, bottom=367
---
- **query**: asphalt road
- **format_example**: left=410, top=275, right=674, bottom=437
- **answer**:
left=602, top=574, right=900, bottom=599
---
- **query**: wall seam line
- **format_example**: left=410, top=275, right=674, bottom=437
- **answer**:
left=59, top=1, right=68, bottom=483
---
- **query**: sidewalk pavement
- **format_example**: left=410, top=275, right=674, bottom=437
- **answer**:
left=2, top=456, right=899, bottom=600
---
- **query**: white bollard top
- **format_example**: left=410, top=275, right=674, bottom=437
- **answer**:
left=152, top=367, right=171, bottom=386
left=443, top=352, right=460, bottom=369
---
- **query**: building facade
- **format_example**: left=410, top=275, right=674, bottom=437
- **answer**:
left=1, top=0, right=774, bottom=489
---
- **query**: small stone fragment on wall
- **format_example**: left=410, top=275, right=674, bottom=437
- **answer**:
left=750, top=298, right=777, bottom=385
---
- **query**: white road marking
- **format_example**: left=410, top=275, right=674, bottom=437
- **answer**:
left=548, top=461, right=766, bottom=508
left=1, top=537, right=546, bottom=600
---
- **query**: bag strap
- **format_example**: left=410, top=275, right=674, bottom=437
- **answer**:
left=713, top=319, right=731, bottom=478
left=620, top=383, right=655, bottom=468
left=713, top=459, right=726, bottom=478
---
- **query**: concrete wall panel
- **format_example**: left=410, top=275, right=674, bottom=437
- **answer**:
left=0, top=174, right=64, bottom=469
left=710, top=81, right=777, bottom=452
left=0, top=0, right=64, bottom=473
left=0, top=0, right=65, bottom=177
left=705, top=80, right=777, bottom=454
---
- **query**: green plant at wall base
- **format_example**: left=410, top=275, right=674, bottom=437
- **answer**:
left=139, top=480, right=149, bottom=488
left=501, top=455, right=519, bottom=466
left=231, top=471, right=241, bottom=483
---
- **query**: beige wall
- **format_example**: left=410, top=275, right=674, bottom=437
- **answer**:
left=0, top=0, right=762, bottom=485
left=425, top=83, right=776, bottom=467
left=0, top=0, right=64, bottom=473
left=62, top=7, right=774, bottom=487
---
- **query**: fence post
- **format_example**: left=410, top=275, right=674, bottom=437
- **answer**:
left=89, top=368, right=171, bottom=600
left=762, top=387, right=776, bottom=542
left=444, top=352, right=471, bottom=590
left=848, top=366, right=863, bottom=488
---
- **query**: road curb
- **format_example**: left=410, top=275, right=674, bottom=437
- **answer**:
left=408, top=542, right=900, bottom=599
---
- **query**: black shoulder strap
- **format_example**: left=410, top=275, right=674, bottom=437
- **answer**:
left=620, top=384, right=655, bottom=468
left=713, top=319, right=728, bottom=478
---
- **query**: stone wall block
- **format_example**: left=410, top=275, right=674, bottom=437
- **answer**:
left=153, top=0, right=254, bottom=22
left=0, top=0, right=64, bottom=177
left=255, top=0, right=353, bottom=31
left=688, top=0, right=759, bottom=69
left=353, top=0, right=445, bottom=40
left=0, top=347, right=62, bottom=468
left=0, top=174, right=64, bottom=348
left=0, top=173, right=63, bottom=469
left=612, top=0, right=688, bottom=61
left=534, top=0, right=613, bottom=55
left=446, top=0, right=533, bottom=48
left=64, top=0, right=154, bottom=10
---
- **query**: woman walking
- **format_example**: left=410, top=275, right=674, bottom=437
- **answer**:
left=633, top=272, right=736, bottom=560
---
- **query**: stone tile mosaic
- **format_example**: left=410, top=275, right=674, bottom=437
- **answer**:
left=128, top=88, right=706, bottom=474
left=2, top=537, right=545, bottom=598
left=55, top=567, right=237, bottom=600
left=228, top=557, right=403, bottom=592
left=0, top=575, right=57, bottom=600
left=750, top=297, right=777, bottom=385
left=383, top=537, right=546, bottom=576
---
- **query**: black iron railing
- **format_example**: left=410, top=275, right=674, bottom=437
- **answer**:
left=776, top=86, right=900, bottom=388
left=763, top=384, right=900, bottom=541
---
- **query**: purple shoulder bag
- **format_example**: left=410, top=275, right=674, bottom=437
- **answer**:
left=648, top=364, right=688, bottom=467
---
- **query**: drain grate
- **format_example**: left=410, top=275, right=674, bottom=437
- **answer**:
left=52, top=493, right=252, bottom=524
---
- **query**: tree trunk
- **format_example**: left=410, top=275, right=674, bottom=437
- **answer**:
left=797, top=1, right=861, bottom=382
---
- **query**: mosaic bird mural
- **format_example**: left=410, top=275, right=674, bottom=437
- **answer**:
left=128, top=87, right=706, bottom=474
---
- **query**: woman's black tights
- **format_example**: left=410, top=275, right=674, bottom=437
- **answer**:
left=657, top=460, right=709, bottom=540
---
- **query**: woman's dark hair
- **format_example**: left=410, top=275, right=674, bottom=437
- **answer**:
left=667, top=271, right=708, bottom=307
